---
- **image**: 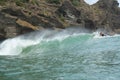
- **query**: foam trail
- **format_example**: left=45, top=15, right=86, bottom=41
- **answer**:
left=93, top=31, right=120, bottom=39
left=93, top=32, right=104, bottom=38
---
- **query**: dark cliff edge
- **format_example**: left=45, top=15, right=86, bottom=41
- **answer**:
left=0, top=0, right=120, bottom=41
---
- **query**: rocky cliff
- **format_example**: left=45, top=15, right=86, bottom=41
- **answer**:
left=0, top=0, right=120, bottom=40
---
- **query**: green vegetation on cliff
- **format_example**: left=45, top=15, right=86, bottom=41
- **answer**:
left=0, top=0, right=7, bottom=5
left=15, top=0, right=29, bottom=6
left=46, top=0, right=61, bottom=4
left=70, top=0, right=80, bottom=6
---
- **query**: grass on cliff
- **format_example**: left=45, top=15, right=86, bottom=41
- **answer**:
left=46, top=0, right=61, bottom=4
left=70, top=0, right=80, bottom=6
left=0, top=0, right=7, bottom=5
left=15, top=0, right=29, bottom=6
left=0, top=0, right=29, bottom=6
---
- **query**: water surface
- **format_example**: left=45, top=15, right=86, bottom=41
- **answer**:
left=0, top=30, right=120, bottom=80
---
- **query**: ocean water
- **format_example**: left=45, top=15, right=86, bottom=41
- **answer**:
left=0, top=29, right=120, bottom=80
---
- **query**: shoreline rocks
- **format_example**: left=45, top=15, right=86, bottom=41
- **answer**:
left=0, top=0, right=120, bottom=40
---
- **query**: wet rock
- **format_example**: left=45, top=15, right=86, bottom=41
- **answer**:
left=84, top=19, right=96, bottom=30
left=76, top=18, right=82, bottom=24
left=0, top=8, right=36, bottom=38
left=0, top=12, right=18, bottom=38
left=4, top=26, right=20, bottom=38
left=0, top=32, right=6, bottom=41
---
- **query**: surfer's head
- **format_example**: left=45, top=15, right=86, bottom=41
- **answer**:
left=100, top=32, right=105, bottom=36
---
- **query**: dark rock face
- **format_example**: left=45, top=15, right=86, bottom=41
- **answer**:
left=94, top=0, right=120, bottom=33
left=84, top=19, right=96, bottom=30
left=96, top=0, right=120, bottom=14
left=0, top=8, right=36, bottom=38
left=4, top=26, right=21, bottom=38
left=0, top=0, right=120, bottom=40
left=0, top=12, right=19, bottom=38
left=56, top=1, right=81, bottom=19
left=111, top=15, right=120, bottom=29
left=30, top=15, right=64, bottom=29
left=0, top=7, right=64, bottom=39
left=0, top=29, right=6, bottom=41
left=1, top=8, right=27, bottom=19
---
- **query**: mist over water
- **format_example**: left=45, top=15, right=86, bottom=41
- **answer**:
left=0, top=28, right=120, bottom=80
left=0, top=27, right=91, bottom=56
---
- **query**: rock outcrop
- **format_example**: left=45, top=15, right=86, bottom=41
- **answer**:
left=0, top=0, right=120, bottom=40
left=94, top=0, right=120, bottom=32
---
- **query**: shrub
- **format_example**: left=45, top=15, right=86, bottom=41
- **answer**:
left=59, top=14, right=65, bottom=22
left=0, top=0, right=7, bottom=5
left=15, top=0, right=29, bottom=6
left=71, top=0, right=80, bottom=6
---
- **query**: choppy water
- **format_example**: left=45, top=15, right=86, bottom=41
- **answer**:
left=0, top=29, right=120, bottom=80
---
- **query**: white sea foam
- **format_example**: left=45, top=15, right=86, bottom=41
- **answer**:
left=0, top=37, right=39, bottom=56
left=93, top=32, right=105, bottom=38
left=93, top=31, right=120, bottom=39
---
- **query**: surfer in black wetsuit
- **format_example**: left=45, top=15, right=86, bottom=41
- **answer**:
left=100, top=32, right=105, bottom=36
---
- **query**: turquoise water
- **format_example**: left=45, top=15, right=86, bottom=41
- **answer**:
left=0, top=30, right=120, bottom=80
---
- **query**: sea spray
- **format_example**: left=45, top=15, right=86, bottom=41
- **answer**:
left=0, top=28, right=119, bottom=56
left=0, top=28, right=91, bottom=56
